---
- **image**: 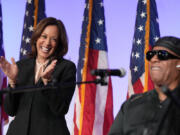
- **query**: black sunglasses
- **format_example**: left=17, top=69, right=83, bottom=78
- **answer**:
left=146, top=50, right=180, bottom=61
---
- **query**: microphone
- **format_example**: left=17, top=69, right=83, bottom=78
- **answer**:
left=91, top=68, right=126, bottom=77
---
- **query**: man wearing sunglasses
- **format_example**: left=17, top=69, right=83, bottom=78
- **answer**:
left=108, top=36, right=180, bottom=135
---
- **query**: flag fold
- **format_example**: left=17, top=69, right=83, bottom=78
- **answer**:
left=73, top=0, right=113, bottom=135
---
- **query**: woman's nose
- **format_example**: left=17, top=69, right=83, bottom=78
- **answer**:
left=45, top=38, right=51, bottom=45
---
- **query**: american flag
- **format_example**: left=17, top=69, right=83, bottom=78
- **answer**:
left=0, top=1, right=9, bottom=135
left=19, top=0, right=46, bottom=59
left=128, top=0, right=160, bottom=97
left=73, top=0, right=113, bottom=135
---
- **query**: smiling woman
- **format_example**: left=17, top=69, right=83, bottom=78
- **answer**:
left=0, top=17, right=76, bottom=135
left=36, top=25, right=59, bottom=63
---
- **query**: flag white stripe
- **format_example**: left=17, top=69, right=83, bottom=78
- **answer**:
left=92, top=51, right=109, bottom=135
left=72, top=85, right=81, bottom=135
left=140, top=73, right=145, bottom=87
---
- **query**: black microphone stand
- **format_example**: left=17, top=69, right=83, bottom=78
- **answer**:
left=0, top=76, right=108, bottom=95
left=0, top=84, right=58, bottom=95
left=76, top=77, right=108, bottom=86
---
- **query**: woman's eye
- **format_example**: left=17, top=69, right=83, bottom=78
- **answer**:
left=51, top=38, right=57, bottom=42
left=41, top=35, right=47, bottom=39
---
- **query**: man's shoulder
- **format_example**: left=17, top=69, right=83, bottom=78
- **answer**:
left=130, top=90, right=154, bottom=101
left=124, top=90, right=155, bottom=108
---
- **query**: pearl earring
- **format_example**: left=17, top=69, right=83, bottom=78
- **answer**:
left=176, top=65, right=180, bottom=68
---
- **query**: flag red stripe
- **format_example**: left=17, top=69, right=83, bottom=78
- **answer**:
left=133, top=79, right=144, bottom=94
left=81, top=49, right=98, bottom=135
left=148, top=72, right=154, bottom=90
left=73, top=104, right=79, bottom=135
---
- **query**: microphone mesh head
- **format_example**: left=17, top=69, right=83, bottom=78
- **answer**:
left=119, top=68, right=126, bottom=77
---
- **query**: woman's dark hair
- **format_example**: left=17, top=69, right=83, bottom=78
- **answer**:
left=30, top=17, right=68, bottom=58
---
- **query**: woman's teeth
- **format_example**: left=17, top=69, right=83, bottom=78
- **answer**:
left=41, top=46, right=50, bottom=52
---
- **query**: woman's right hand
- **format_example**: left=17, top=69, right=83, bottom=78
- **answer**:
left=0, top=56, right=18, bottom=81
